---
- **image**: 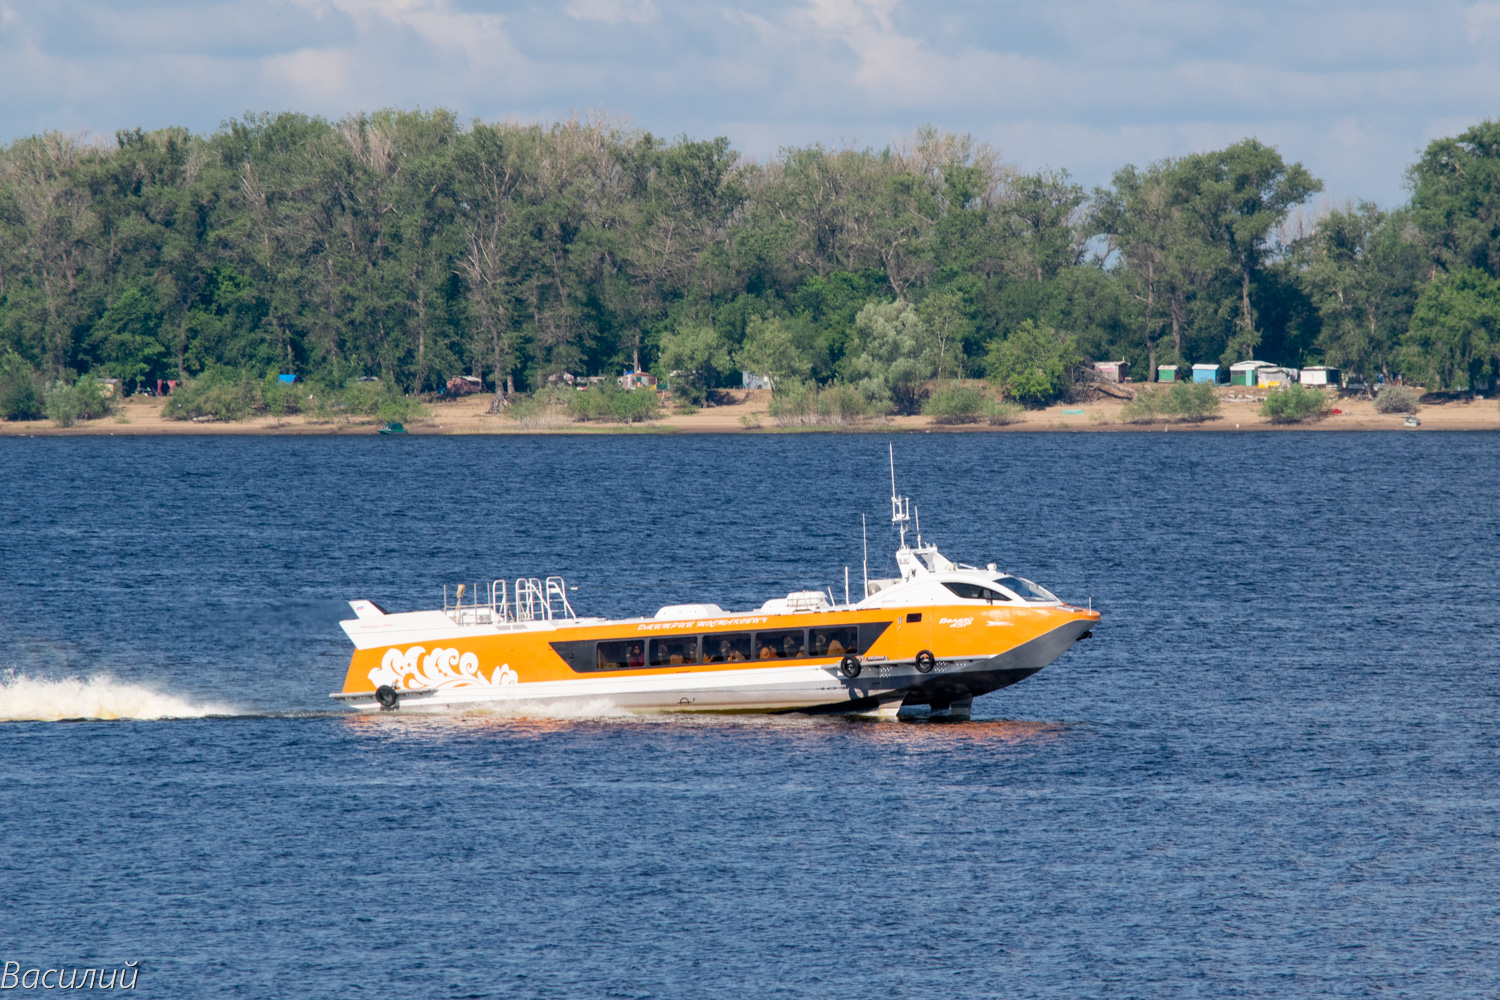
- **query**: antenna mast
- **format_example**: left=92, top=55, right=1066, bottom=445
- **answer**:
left=861, top=514, right=868, bottom=599
left=888, top=443, right=911, bottom=549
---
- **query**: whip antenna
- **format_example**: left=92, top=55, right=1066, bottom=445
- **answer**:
left=862, top=514, right=868, bottom=599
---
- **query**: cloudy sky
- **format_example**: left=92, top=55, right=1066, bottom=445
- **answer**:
left=3, top=0, right=1498, bottom=205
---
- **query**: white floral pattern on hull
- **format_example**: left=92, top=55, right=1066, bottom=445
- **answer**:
left=369, top=646, right=519, bottom=691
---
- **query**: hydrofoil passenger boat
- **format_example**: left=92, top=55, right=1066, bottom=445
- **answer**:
left=332, top=451, right=1099, bottom=719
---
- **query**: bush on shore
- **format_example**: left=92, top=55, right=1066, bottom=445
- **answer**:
left=985, top=320, right=1077, bottom=408
left=1260, top=383, right=1332, bottom=424
left=769, top=381, right=871, bottom=427
left=162, top=372, right=261, bottom=421
left=568, top=383, right=661, bottom=423
left=503, top=390, right=573, bottom=428
left=44, top=376, right=117, bottom=426
left=922, top=383, right=985, bottom=424
left=329, top=380, right=429, bottom=424
left=1121, top=382, right=1221, bottom=424
left=0, top=351, right=43, bottom=421
left=1373, top=385, right=1421, bottom=414
left=164, top=371, right=427, bottom=424
left=982, top=399, right=1024, bottom=425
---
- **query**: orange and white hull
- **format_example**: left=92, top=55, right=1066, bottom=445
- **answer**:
left=332, top=601, right=1100, bottom=717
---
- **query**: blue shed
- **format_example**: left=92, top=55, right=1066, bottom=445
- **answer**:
left=1191, top=364, right=1220, bottom=384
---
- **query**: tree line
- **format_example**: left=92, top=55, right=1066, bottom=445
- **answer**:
left=2, top=110, right=1499, bottom=413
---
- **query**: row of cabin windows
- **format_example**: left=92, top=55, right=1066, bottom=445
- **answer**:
left=595, top=626, right=861, bottom=671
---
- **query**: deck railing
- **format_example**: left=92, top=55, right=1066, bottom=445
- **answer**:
left=444, top=577, right=575, bottom=625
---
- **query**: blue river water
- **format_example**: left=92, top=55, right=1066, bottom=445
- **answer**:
left=1, top=431, right=1498, bottom=998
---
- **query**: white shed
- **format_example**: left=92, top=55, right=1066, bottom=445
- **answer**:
left=1093, top=360, right=1129, bottom=383
left=1300, top=366, right=1341, bottom=387
left=1256, top=367, right=1300, bottom=389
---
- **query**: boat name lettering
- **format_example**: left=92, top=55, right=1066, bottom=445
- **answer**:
left=636, top=617, right=769, bottom=632
left=2, top=961, right=140, bottom=990
left=938, top=617, right=974, bottom=628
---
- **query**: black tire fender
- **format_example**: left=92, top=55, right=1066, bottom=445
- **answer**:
left=375, top=685, right=400, bottom=710
left=914, top=650, right=937, bottom=673
left=839, top=655, right=861, bottom=679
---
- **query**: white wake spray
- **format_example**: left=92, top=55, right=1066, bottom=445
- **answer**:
left=0, top=671, right=237, bottom=722
left=458, top=696, right=638, bottom=720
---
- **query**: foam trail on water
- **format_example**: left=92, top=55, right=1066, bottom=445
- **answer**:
left=455, top=697, right=638, bottom=721
left=0, top=672, right=237, bottom=721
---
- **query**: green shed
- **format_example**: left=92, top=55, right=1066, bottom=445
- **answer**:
left=1229, top=361, right=1271, bottom=386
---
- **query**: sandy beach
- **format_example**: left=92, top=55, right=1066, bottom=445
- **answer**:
left=4, top=386, right=1498, bottom=435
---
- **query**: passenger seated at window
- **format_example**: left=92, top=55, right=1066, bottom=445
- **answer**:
left=628, top=644, right=645, bottom=667
left=759, top=642, right=776, bottom=660
left=710, top=634, right=752, bottom=662
left=826, top=636, right=846, bottom=655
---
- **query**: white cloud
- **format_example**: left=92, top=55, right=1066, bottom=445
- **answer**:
left=566, top=0, right=658, bottom=25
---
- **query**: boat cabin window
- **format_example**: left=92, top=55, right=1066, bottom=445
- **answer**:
left=754, top=629, right=807, bottom=660
left=650, top=637, right=699, bottom=667
left=596, top=640, right=646, bottom=671
left=942, top=581, right=1011, bottom=602
left=702, top=633, right=753, bottom=663
left=994, top=576, right=1058, bottom=602
left=810, top=627, right=859, bottom=657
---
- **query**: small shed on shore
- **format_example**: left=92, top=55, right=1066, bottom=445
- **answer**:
left=1092, top=360, right=1129, bottom=383
left=1192, top=364, right=1221, bottom=384
left=1300, top=366, right=1341, bottom=387
left=1157, top=364, right=1183, bottom=382
left=1257, top=367, right=1299, bottom=389
left=621, top=369, right=658, bottom=390
left=446, top=374, right=484, bottom=396
left=742, top=371, right=774, bottom=390
left=1229, top=360, right=1273, bottom=386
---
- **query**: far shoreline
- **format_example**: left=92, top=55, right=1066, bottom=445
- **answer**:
left=4, top=387, right=1499, bottom=437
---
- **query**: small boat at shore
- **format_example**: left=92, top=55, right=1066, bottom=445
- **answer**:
left=332, top=449, right=1100, bottom=719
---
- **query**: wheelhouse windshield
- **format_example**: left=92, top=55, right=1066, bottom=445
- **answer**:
left=942, top=581, right=1011, bottom=602
left=994, top=576, right=1058, bottom=602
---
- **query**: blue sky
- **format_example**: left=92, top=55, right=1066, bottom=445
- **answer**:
left=3, top=0, right=1498, bottom=205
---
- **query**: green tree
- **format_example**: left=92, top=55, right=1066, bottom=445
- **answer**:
left=655, top=323, right=734, bottom=401
left=0, top=134, right=103, bottom=375
left=1094, top=163, right=1179, bottom=378
left=0, top=348, right=42, bottom=419
left=985, top=319, right=1077, bottom=407
left=1408, top=120, right=1500, bottom=278
left=916, top=290, right=973, bottom=379
left=1295, top=203, right=1422, bottom=378
left=1401, top=268, right=1500, bottom=390
left=86, top=284, right=167, bottom=390
left=734, top=315, right=809, bottom=383
left=1169, top=140, right=1321, bottom=363
left=1000, top=169, right=1088, bottom=282
left=840, top=299, right=935, bottom=414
